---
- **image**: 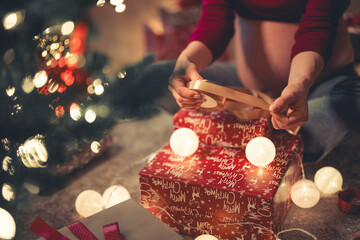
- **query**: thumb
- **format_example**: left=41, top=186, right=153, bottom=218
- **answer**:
left=187, top=65, right=204, bottom=81
left=269, top=96, right=289, bottom=114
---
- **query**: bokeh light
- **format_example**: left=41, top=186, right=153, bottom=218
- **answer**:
left=33, top=70, right=48, bottom=88
left=110, top=0, right=124, bottom=5
left=94, top=85, right=104, bottom=95
left=2, top=183, right=15, bottom=202
left=115, top=4, right=126, bottom=13
left=0, top=208, right=16, bottom=240
left=61, top=21, right=75, bottom=35
left=91, top=141, right=101, bottom=153
left=22, top=76, right=35, bottom=93
left=18, top=135, right=48, bottom=168
left=3, top=11, right=24, bottom=30
left=70, top=102, right=82, bottom=121
left=85, top=109, right=97, bottom=123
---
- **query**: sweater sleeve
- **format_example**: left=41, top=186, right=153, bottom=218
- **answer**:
left=188, top=0, right=235, bottom=60
left=291, top=0, right=350, bottom=63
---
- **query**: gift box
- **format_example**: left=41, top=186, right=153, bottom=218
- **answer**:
left=139, top=110, right=303, bottom=240
left=173, top=110, right=273, bottom=148
left=35, top=199, right=183, bottom=240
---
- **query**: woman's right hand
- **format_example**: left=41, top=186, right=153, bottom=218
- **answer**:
left=168, top=57, right=205, bottom=110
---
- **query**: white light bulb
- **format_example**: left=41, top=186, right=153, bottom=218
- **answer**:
left=314, top=166, right=343, bottom=194
left=245, top=137, right=276, bottom=167
left=0, top=208, right=16, bottom=240
left=290, top=179, right=320, bottom=208
left=195, top=234, right=219, bottom=240
left=75, top=190, right=103, bottom=218
left=170, top=128, right=199, bottom=156
left=102, top=185, right=131, bottom=208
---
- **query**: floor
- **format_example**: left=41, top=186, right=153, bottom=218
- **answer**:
left=12, top=109, right=360, bottom=240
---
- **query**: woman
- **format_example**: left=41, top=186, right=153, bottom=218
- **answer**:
left=168, top=0, right=360, bottom=161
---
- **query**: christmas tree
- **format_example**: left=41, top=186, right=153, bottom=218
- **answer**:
left=0, top=0, right=172, bottom=213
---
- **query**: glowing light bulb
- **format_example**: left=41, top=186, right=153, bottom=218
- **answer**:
left=170, top=128, right=199, bottom=156
left=195, top=235, right=219, bottom=240
left=33, top=70, right=48, bottom=88
left=245, top=137, right=276, bottom=167
left=0, top=208, right=16, bottom=239
left=75, top=190, right=103, bottom=218
left=290, top=179, right=320, bottom=208
left=314, top=166, right=343, bottom=195
left=102, top=185, right=131, bottom=208
left=61, top=21, right=75, bottom=35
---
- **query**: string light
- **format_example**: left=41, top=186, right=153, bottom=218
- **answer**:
left=314, top=166, right=343, bottom=195
left=195, top=234, right=219, bottom=240
left=102, top=185, right=131, bottom=208
left=75, top=190, right=104, bottom=218
left=170, top=128, right=199, bottom=156
left=290, top=179, right=320, bottom=208
left=245, top=137, right=276, bottom=167
left=0, top=208, right=16, bottom=240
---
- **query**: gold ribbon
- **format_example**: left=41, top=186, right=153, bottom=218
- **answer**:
left=188, top=80, right=300, bottom=135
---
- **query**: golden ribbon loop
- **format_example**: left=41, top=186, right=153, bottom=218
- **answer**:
left=188, top=80, right=300, bottom=135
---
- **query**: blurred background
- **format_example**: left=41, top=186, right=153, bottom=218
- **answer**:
left=0, top=0, right=360, bottom=239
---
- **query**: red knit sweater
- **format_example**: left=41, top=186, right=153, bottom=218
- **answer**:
left=188, top=0, right=350, bottom=62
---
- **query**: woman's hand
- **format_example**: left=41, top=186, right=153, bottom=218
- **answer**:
left=269, top=83, right=309, bottom=130
left=168, top=41, right=213, bottom=110
left=269, top=51, right=324, bottom=130
left=168, top=61, right=204, bottom=110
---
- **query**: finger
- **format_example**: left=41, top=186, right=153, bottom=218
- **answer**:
left=269, top=97, right=289, bottom=114
left=271, top=117, right=281, bottom=130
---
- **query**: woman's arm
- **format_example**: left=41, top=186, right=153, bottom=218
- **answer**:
left=168, top=0, right=235, bottom=110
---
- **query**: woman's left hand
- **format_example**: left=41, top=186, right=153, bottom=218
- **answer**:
left=269, top=83, right=309, bottom=130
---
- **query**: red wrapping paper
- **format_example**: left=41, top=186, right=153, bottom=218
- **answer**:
left=173, top=110, right=273, bottom=149
left=140, top=138, right=303, bottom=239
